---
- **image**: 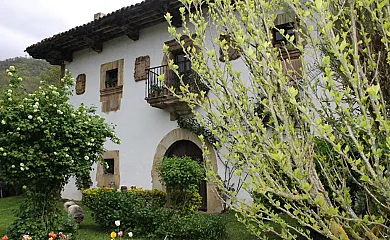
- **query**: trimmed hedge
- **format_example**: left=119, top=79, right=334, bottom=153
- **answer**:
left=81, top=188, right=227, bottom=239
left=82, top=188, right=167, bottom=234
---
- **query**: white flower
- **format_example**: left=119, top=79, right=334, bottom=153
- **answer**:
left=8, top=72, right=13, bottom=77
left=9, top=66, right=15, bottom=71
left=53, top=104, right=57, bottom=107
left=20, top=167, right=24, bottom=171
left=20, top=163, right=24, bottom=167
left=7, top=89, right=12, bottom=93
left=0, top=147, right=3, bottom=151
left=9, top=84, right=13, bottom=87
left=28, top=115, right=33, bottom=120
left=71, top=113, right=76, bottom=117
left=54, top=152, right=58, bottom=155
left=8, top=98, right=12, bottom=101
left=17, top=77, right=22, bottom=81
left=90, top=138, right=94, bottom=142
left=128, top=232, right=133, bottom=238
left=65, top=154, right=69, bottom=158
left=3, top=153, right=7, bottom=156
left=25, top=166, right=29, bottom=170
left=16, top=127, right=20, bottom=131
left=84, top=156, right=89, bottom=160
left=11, top=165, right=15, bottom=168
left=1, top=120, right=6, bottom=125
left=57, top=110, right=63, bottom=115
left=7, top=93, right=11, bottom=97
left=115, top=220, right=120, bottom=227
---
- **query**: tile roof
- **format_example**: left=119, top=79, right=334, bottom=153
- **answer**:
left=25, top=0, right=182, bottom=64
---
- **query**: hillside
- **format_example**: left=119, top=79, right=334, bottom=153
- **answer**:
left=0, top=57, right=61, bottom=92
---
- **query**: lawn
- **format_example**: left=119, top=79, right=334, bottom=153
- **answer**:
left=0, top=196, right=257, bottom=240
left=0, top=196, right=328, bottom=240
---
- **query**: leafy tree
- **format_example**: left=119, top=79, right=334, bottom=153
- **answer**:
left=0, top=67, right=120, bottom=239
left=165, top=0, right=390, bottom=239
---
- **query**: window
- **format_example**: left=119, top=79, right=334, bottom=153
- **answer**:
left=103, top=158, right=115, bottom=174
left=174, top=52, right=191, bottom=74
left=105, top=69, right=118, bottom=88
left=100, top=59, right=124, bottom=113
left=273, top=22, right=296, bottom=46
left=97, top=150, right=120, bottom=188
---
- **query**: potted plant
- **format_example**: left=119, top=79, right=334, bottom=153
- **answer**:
left=105, top=77, right=118, bottom=88
left=150, top=84, right=163, bottom=97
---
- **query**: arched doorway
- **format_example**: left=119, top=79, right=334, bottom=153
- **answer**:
left=165, top=140, right=207, bottom=211
left=151, top=128, right=223, bottom=213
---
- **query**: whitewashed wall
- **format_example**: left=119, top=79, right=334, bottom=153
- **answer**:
left=60, top=19, right=254, bottom=206
left=63, top=23, right=179, bottom=199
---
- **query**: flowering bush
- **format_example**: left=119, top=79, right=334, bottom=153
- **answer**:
left=2, top=231, right=71, bottom=240
left=0, top=67, right=120, bottom=239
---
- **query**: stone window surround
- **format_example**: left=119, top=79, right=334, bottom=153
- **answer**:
left=96, top=150, right=120, bottom=188
left=100, top=59, right=124, bottom=113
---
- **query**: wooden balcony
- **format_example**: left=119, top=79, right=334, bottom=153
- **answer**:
left=145, top=60, right=205, bottom=114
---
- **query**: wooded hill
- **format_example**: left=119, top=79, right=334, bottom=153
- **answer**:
left=0, top=57, right=61, bottom=92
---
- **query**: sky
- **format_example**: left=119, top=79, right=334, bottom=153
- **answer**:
left=0, top=0, right=144, bottom=60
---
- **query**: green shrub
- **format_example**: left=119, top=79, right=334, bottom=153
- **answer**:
left=157, top=156, right=205, bottom=191
left=82, top=187, right=166, bottom=208
left=128, top=188, right=166, bottom=207
left=82, top=188, right=168, bottom=236
left=169, top=189, right=202, bottom=215
left=154, top=213, right=227, bottom=240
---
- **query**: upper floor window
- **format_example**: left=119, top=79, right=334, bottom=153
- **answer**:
left=105, top=69, right=118, bottom=88
left=273, top=22, right=296, bottom=46
left=100, top=59, right=124, bottom=113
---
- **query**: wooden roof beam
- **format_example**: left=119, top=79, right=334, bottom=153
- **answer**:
left=82, top=36, right=103, bottom=53
left=122, top=27, right=139, bottom=41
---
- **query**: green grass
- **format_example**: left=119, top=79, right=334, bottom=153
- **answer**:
left=0, top=196, right=258, bottom=240
left=0, top=196, right=327, bottom=240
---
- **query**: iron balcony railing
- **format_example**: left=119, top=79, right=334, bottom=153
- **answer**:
left=145, top=60, right=205, bottom=99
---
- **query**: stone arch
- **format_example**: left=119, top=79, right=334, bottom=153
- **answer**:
left=151, top=128, right=222, bottom=213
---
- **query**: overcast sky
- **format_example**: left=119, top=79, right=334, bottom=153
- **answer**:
left=0, top=0, right=144, bottom=60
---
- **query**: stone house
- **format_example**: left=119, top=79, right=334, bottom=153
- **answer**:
left=26, top=0, right=302, bottom=213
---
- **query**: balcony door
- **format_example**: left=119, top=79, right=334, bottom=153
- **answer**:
left=174, top=52, right=191, bottom=74
left=165, top=140, right=207, bottom=211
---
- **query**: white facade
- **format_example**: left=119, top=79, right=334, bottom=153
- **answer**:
left=60, top=22, right=238, bottom=212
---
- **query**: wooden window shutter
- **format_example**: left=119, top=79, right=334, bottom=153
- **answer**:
left=134, top=56, right=150, bottom=82
left=283, top=58, right=302, bottom=83
left=219, top=34, right=241, bottom=62
left=75, top=74, right=86, bottom=95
